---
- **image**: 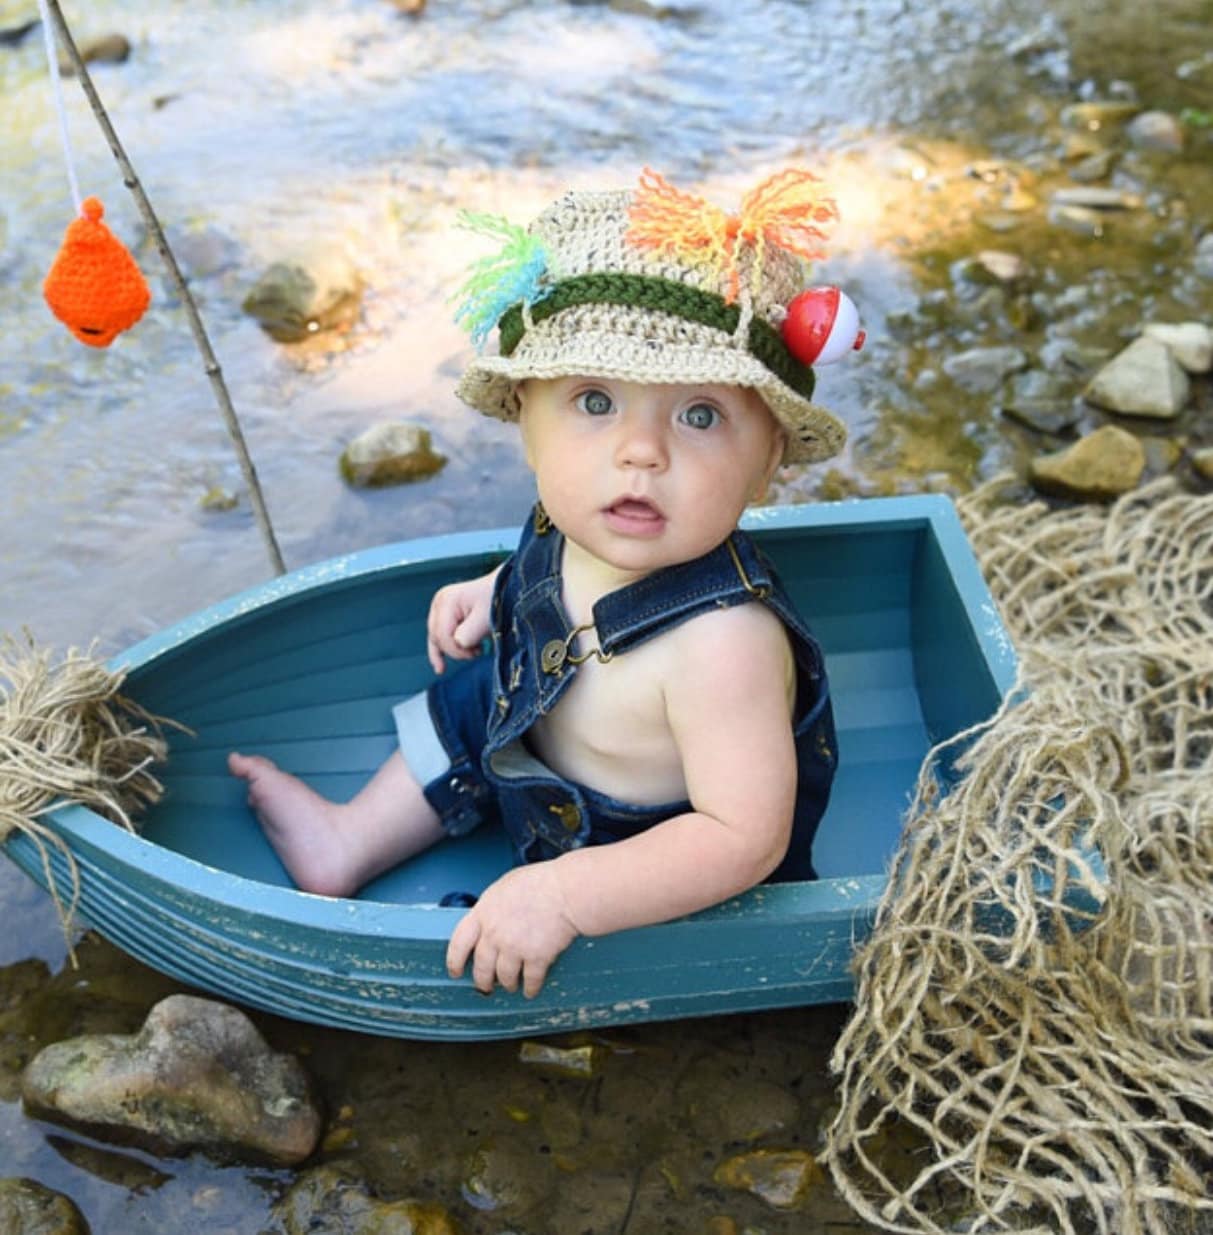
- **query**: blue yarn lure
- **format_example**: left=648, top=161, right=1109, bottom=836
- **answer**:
left=452, top=210, right=553, bottom=348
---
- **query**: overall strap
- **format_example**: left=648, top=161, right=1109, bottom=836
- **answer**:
left=592, top=531, right=776, bottom=657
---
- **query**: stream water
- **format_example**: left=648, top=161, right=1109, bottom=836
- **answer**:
left=1, top=0, right=1211, bottom=1230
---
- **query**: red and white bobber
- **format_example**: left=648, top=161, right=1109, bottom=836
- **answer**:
left=781, top=286, right=866, bottom=366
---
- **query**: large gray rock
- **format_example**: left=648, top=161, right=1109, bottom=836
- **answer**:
left=1083, top=336, right=1190, bottom=418
left=0, top=1179, right=88, bottom=1235
left=1029, top=426, right=1145, bottom=501
left=21, top=994, right=321, bottom=1166
left=1125, top=110, right=1185, bottom=152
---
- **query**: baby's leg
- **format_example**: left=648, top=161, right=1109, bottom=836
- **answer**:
left=228, top=751, right=446, bottom=898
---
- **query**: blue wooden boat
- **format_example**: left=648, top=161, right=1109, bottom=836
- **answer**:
left=4, top=495, right=1016, bottom=1039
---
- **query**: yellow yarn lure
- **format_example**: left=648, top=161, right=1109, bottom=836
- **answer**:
left=626, top=167, right=839, bottom=305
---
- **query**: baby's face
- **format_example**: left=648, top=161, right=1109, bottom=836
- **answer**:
left=517, top=376, right=785, bottom=580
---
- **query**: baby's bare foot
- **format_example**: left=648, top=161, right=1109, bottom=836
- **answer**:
left=228, top=752, right=357, bottom=898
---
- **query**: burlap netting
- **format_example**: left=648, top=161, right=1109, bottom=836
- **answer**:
left=455, top=189, right=847, bottom=465
left=823, top=477, right=1213, bottom=1235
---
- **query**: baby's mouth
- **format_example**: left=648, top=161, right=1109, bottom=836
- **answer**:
left=604, top=497, right=666, bottom=533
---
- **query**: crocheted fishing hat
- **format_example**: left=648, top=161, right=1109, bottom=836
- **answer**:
left=453, top=169, right=848, bottom=464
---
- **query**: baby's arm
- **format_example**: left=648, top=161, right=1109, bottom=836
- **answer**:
left=427, top=564, right=502, bottom=674
left=446, top=604, right=797, bottom=996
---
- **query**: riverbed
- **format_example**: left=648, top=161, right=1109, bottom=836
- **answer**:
left=1, top=0, right=1211, bottom=1230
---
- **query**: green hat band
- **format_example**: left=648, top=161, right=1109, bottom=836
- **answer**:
left=496, top=273, right=817, bottom=403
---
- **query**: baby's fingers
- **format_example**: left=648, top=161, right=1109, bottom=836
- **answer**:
left=446, top=910, right=481, bottom=982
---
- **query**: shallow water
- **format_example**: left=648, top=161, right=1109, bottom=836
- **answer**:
left=2, top=0, right=1212, bottom=1229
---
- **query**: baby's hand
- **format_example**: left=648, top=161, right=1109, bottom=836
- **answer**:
left=446, top=863, right=579, bottom=998
left=427, top=573, right=495, bottom=674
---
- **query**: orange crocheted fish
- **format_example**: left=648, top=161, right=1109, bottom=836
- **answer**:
left=43, top=197, right=151, bottom=347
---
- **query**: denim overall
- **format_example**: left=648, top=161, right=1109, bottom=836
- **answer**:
left=412, top=507, right=837, bottom=884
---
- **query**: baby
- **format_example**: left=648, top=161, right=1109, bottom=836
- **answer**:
left=230, top=169, right=852, bottom=998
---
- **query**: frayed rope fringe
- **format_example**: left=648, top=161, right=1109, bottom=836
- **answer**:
left=0, top=633, right=177, bottom=961
left=822, top=478, right=1213, bottom=1235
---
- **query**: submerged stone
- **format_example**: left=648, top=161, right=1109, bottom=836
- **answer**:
left=942, top=346, right=1029, bottom=392
left=21, top=994, right=321, bottom=1165
left=279, top=1162, right=463, bottom=1235
left=339, top=422, right=446, bottom=487
left=0, top=1178, right=88, bottom=1235
left=517, top=1039, right=607, bottom=1079
left=1084, top=336, right=1190, bottom=418
left=712, top=1148, right=824, bottom=1210
left=1029, top=425, right=1145, bottom=501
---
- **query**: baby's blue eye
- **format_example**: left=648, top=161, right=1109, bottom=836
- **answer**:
left=577, top=389, right=614, bottom=416
left=681, top=403, right=719, bottom=430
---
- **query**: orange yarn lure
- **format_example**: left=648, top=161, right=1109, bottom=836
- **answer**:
left=626, top=168, right=839, bottom=304
left=43, top=196, right=151, bottom=347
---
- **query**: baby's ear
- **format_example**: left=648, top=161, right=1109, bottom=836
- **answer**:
left=751, top=426, right=787, bottom=503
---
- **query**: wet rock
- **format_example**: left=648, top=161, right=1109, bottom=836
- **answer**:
left=1050, top=186, right=1142, bottom=211
left=461, top=1139, right=551, bottom=1214
left=942, top=345, right=1028, bottom=392
left=1029, top=425, right=1145, bottom=501
left=0, top=1178, right=88, bottom=1235
left=1068, top=150, right=1115, bottom=183
left=568, top=0, right=700, bottom=15
left=1126, top=110, right=1185, bottom=152
left=963, top=250, right=1027, bottom=284
left=1047, top=203, right=1105, bottom=236
left=60, top=33, right=131, bottom=74
left=279, top=1162, right=462, bottom=1235
left=21, top=994, right=321, bottom=1166
left=1083, top=336, right=1190, bottom=418
left=712, top=1148, right=824, bottom=1210
left=1143, top=322, right=1213, bottom=373
left=1000, top=398, right=1082, bottom=435
left=339, top=422, right=446, bottom=487
left=242, top=255, right=363, bottom=342
left=1191, top=448, right=1213, bottom=482
left=199, top=486, right=239, bottom=512
left=517, top=1039, right=607, bottom=1079
left=1059, top=101, right=1140, bottom=131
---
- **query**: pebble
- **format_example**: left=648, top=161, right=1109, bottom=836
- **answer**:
left=1048, top=204, right=1105, bottom=236
left=712, top=1148, right=824, bottom=1210
left=1050, top=186, right=1142, bottom=211
left=942, top=346, right=1029, bottom=392
left=1126, top=110, right=1185, bottom=152
left=1029, top=425, right=1146, bottom=501
left=1191, top=448, right=1213, bottom=482
left=1059, top=101, right=1140, bottom=131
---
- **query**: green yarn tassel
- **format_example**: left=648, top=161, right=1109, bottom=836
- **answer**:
left=452, top=211, right=552, bottom=348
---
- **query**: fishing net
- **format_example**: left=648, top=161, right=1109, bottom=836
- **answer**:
left=0, top=634, right=170, bottom=936
left=823, top=477, right=1213, bottom=1235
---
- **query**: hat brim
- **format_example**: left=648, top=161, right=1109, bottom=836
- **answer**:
left=456, top=309, right=846, bottom=466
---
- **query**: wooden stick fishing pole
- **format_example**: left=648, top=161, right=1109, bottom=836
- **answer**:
left=42, top=0, right=287, bottom=577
